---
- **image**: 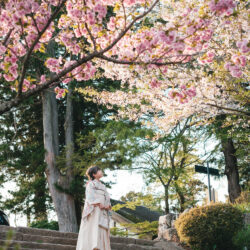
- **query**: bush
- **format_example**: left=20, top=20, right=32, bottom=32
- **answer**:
left=232, top=225, right=250, bottom=250
left=233, top=191, right=250, bottom=213
left=175, top=202, right=244, bottom=250
left=29, top=220, right=59, bottom=231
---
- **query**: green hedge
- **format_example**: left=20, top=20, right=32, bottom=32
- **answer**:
left=175, top=203, right=244, bottom=250
left=30, top=220, right=59, bottom=231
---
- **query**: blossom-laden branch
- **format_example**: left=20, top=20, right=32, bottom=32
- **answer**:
left=17, top=0, right=68, bottom=97
left=0, top=0, right=249, bottom=121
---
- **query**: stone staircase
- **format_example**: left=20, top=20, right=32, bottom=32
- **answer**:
left=0, top=225, right=167, bottom=250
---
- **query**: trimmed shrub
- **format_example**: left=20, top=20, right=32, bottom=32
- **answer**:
left=175, top=202, right=244, bottom=250
left=233, top=191, right=250, bottom=213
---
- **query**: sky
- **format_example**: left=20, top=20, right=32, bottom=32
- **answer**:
left=1, top=168, right=228, bottom=227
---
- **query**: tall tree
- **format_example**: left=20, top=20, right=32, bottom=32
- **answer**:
left=207, top=114, right=248, bottom=202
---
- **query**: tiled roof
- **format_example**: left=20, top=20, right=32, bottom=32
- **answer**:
left=110, top=199, right=164, bottom=223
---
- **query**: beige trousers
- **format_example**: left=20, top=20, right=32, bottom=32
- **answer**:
left=76, top=206, right=111, bottom=250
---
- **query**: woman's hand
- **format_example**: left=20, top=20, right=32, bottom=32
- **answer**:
left=104, top=205, right=112, bottom=211
left=93, top=203, right=111, bottom=210
left=98, top=203, right=106, bottom=209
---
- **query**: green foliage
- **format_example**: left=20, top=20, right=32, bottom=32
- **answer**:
left=175, top=203, right=244, bottom=250
left=232, top=225, right=250, bottom=250
left=233, top=191, right=250, bottom=213
left=63, top=118, right=154, bottom=179
left=111, top=220, right=158, bottom=239
left=120, top=191, right=164, bottom=213
left=30, top=220, right=59, bottom=231
left=111, top=191, right=162, bottom=239
left=110, top=227, right=129, bottom=237
left=0, top=96, right=51, bottom=222
left=132, top=116, right=209, bottom=213
left=0, top=229, right=20, bottom=250
left=170, top=175, right=207, bottom=213
left=205, top=114, right=250, bottom=191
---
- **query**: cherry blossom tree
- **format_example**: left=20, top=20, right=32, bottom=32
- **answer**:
left=0, top=0, right=248, bottom=116
left=76, top=0, right=249, bottom=132
left=0, top=0, right=248, bottom=232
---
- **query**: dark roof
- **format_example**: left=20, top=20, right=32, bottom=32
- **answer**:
left=110, top=199, right=164, bottom=223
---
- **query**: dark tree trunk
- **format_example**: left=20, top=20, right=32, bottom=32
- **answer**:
left=64, top=82, right=79, bottom=230
left=221, top=137, right=241, bottom=203
left=64, top=82, right=74, bottom=185
left=75, top=198, right=82, bottom=228
left=176, top=189, right=185, bottom=212
left=164, top=186, right=170, bottom=214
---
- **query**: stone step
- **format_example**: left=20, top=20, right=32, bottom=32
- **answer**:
left=0, top=240, right=164, bottom=250
left=112, top=236, right=155, bottom=246
left=7, top=248, right=46, bottom=250
left=111, top=243, right=163, bottom=250
left=0, top=226, right=157, bottom=246
left=0, top=239, right=75, bottom=250
left=0, top=225, right=78, bottom=239
left=0, top=231, right=76, bottom=246
left=19, top=226, right=78, bottom=239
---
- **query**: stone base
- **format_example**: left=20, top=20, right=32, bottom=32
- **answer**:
left=154, top=240, right=184, bottom=250
left=162, top=228, right=179, bottom=241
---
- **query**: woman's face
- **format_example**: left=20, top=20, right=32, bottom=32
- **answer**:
left=93, top=169, right=103, bottom=179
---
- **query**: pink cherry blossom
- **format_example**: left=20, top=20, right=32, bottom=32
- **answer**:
left=0, top=0, right=247, bottom=110
left=231, top=55, right=247, bottom=67
left=236, top=39, right=250, bottom=54
left=150, top=78, right=161, bottom=88
left=209, top=0, right=236, bottom=16
left=55, top=86, right=67, bottom=99
left=45, top=58, right=62, bottom=73
left=224, top=63, right=243, bottom=78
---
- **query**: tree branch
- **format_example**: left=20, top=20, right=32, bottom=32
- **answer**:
left=97, top=54, right=192, bottom=66
left=17, top=0, right=67, bottom=97
left=205, top=103, right=250, bottom=117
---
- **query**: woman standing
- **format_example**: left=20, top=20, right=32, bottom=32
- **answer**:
left=76, top=166, right=112, bottom=250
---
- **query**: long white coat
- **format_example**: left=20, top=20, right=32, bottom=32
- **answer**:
left=76, top=179, right=111, bottom=250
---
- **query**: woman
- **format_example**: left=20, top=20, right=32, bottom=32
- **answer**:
left=76, top=166, right=112, bottom=250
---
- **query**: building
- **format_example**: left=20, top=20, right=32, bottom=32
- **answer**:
left=205, top=188, right=218, bottom=203
left=109, top=199, right=164, bottom=239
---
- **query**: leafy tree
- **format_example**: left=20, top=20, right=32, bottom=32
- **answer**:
left=205, top=114, right=249, bottom=202
left=130, top=116, right=212, bottom=213
left=0, top=94, right=51, bottom=222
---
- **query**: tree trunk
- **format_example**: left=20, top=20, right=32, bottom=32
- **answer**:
left=65, top=82, right=74, bottom=183
left=221, top=137, right=241, bottom=203
left=64, top=82, right=79, bottom=230
left=164, top=186, right=170, bottom=213
left=42, top=87, right=78, bottom=232
left=176, top=187, right=185, bottom=212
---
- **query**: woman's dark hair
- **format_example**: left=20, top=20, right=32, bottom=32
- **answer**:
left=86, top=166, right=101, bottom=180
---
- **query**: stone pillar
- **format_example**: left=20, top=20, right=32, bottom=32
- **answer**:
left=156, top=213, right=179, bottom=241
